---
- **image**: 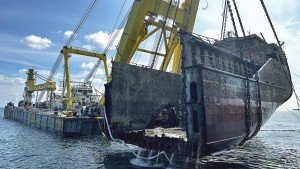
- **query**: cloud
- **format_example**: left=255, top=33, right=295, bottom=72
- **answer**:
left=35, top=69, right=51, bottom=78
left=19, top=69, right=27, bottom=74
left=85, top=31, right=110, bottom=49
left=21, top=35, right=53, bottom=49
left=82, top=44, right=95, bottom=51
left=0, top=47, right=58, bottom=56
left=79, top=61, right=108, bottom=79
left=0, top=84, right=25, bottom=107
left=64, top=30, right=75, bottom=38
left=298, top=30, right=300, bottom=35
left=80, top=62, right=94, bottom=70
left=85, top=29, right=123, bottom=50
left=18, top=68, right=50, bottom=78
left=0, top=57, right=47, bottom=69
left=201, top=29, right=221, bottom=40
left=0, top=74, right=26, bottom=84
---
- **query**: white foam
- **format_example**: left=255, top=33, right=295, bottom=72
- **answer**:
left=130, top=158, right=164, bottom=168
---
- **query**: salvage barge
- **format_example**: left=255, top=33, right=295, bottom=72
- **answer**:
left=105, top=30, right=292, bottom=157
left=4, top=106, right=103, bottom=136
left=4, top=69, right=104, bottom=137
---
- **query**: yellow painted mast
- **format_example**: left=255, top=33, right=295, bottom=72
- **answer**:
left=25, top=68, right=56, bottom=103
left=62, top=46, right=109, bottom=109
left=61, top=0, right=200, bottom=109
left=114, top=0, right=199, bottom=73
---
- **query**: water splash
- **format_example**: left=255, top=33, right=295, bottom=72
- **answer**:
left=130, top=158, right=164, bottom=168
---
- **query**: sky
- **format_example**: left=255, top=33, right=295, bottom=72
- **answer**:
left=0, top=0, right=300, bottom=111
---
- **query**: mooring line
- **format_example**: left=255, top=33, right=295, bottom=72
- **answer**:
left=101, top=106, right=180, bottom=167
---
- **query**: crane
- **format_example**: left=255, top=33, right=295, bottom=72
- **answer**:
left=58, top=0, right=200, bottom=110
left=84, top=0, right=200, bottom=83
left=83, top=1, right=129, bottom=83
left=110, top=0, right=199, bottom=73
left=61, top=46, right=109, bottom=109
left=37, top=0, right=100, bottom=102
left=24, top=68, right=56, bottom=105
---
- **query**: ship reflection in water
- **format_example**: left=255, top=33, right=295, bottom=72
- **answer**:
left=0, top=109, right=299, bottom=169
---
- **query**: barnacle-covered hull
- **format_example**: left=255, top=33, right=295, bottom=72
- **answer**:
left=182, top=60, right=289, bottom=155
left=105, top=31, right=292, bottom=157
left=182, top=31, right=292, bottom=155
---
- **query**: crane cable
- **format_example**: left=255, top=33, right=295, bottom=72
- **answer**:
left=131, top=0, right=163, bottom=64
left=232, top=0, right=245, bottom=37
left=103, top=0, right=128, bottom=54
left=148, top=0, right=164, bottom=68
left=38, top=0, right=100, bottom=101
left=85, top=0, right=131, bottom=83
left=259, top=0, right=300, bottom=114
left=220, top=0, right=228, bottom=40
left=160, top=0, right=180, bottom=69
left=168, top=0, right=180, bottom=47
left=132, top=0, right=162, bottom=64
left=112, top=4, right=134, bottom=64
left=292, top=72, right=300, bottom=78
left=282, top=105, right=300, bottom=120
left=66, top=0, right=100, bottom=46
left=226, top=0, right=238, bottom=38
left=35, top=73, right=48, bottom=82
left=151, top=0, right=173, bottom=69
left=259, top=0, right=283, bottom=52
left=52, top=0, right=100, bottom=80
left=149, top=29, right=163, bottom=68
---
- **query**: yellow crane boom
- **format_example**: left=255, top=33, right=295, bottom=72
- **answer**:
left=26, top=69, right=56, bottom=93
left=61, top=0, right=200, bottom=109
left=62, top=46, right=109, bottom=109
left=115, top=0, right=199, bottom=73
left=83, top=0, right=200, bottom=81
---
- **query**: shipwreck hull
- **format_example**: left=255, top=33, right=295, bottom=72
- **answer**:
left=105, top=62, right=182, bottom=131
left=181, top=32, right=292, bottom=155
left=184, top=64, right=286, bottom=155
left=105, top=32, right=292, bottom=157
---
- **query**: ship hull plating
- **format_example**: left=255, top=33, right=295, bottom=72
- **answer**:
left=181, top=31, right=292, bottom=155
left=186, top=64, right=282, bottom=155
left=105, top=32, right=292, bottom=157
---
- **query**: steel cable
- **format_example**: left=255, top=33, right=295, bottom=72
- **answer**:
left=151, top=0, right=173, bottom=69
left=39, top=0, right=100, bottom=101
left=101, top=106, right=180, bottom=167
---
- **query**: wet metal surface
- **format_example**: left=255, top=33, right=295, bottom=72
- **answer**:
left=106, top=32, right=293, bottom=159
left=145, top=127, right=187, bottom=141
left=106, top=62, right=182, bottom=131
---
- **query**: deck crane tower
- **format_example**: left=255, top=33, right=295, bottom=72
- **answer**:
left=71, top=0, right=199, bottom=109
left=61, top=46, right=109, bottom=109
left=23, top=68, right=56, bottom=106
left=53, top=0, right=200, bottom=110
left=116, top=0, right=199, bottom=72
left=83, top=0, right=200, bottom=83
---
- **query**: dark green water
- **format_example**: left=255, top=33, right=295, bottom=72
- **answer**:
left=1, top=108, right=299, bottom=168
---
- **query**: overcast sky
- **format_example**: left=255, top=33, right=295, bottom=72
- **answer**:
left=0, top=0, right=299, bottom=111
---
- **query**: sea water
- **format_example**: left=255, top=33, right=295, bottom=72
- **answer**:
left=0, top=107, right=299, bottom=168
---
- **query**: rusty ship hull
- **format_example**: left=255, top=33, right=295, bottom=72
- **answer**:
left=105, top=31, right=292, bottom=157
left=181, top=29, right=293, bottom=155
left=183, top=62, right=289, bottom=155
